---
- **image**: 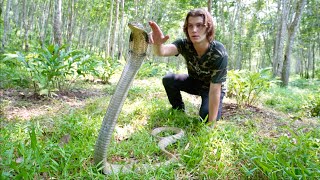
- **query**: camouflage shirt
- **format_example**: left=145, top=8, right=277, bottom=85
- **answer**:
left=172, top=39, right=228, bottom=91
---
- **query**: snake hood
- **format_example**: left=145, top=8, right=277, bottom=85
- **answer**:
left=128, top=23, right=149, bottom=56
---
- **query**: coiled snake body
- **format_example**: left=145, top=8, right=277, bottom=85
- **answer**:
left=94, top=23, right=185, bottom=174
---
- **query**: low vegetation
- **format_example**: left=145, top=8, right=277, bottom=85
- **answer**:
left=0, top=61, right=319, bottom=179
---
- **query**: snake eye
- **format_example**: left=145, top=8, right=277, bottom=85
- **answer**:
left=129, top=33, right=133, bottom=42
left=143, top=32, right=149, bottom=43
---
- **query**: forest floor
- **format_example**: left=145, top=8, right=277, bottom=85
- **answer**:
left=1, top=75, right=319, bottom=179
left=1, top=77, right=318, bottom=139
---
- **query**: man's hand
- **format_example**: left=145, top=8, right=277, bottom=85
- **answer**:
left=148, top=21, right=170, bottom=45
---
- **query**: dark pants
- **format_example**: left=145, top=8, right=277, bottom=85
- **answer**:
left=162, top=73, right=225, bottom=121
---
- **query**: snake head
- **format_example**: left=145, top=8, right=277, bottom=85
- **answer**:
left=128, top=23, right=149, bottom=56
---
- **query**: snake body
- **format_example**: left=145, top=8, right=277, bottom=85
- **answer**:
left=94, top=23, right=185, bottom=175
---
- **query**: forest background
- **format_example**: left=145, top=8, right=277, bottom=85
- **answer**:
left=0, top=0, right=319, bottom=179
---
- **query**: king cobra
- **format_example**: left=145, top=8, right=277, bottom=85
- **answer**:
left=94, top=23, right=185, bottom=174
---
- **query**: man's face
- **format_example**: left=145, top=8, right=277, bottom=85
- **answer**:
left=187, top=16, right=207, bottom=44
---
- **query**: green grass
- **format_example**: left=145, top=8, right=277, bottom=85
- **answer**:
left=1, top=76, right=319, bottom=179
left=262, top=77, right=320, bottom=118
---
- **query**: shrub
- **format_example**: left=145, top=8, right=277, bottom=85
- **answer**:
left=77, top=56, right=118, bottom=84
left=227, top=68, right=271, bottom=107
left=0, top=63, right=30, bottom=88
left=304, top=94, right=320, bottom=118
left=136, top=62, right=168, bottom=79
left=4, top=44, right=85, bottom=96
left=314, top=69, right=320, bottom=80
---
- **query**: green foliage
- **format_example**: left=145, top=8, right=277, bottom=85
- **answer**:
left=0, top=63, right=30, bottom=88
left=227, top=68, right=271, bottom=107
left=4, top=44, right=86, bottom=95
left=2, top=45, right=117, bottom=95
left=1, top=76, right=320, bottom=179
left=305, top=94, right=320, bottom=118
left=315, top=69, right=320, bottom=80
left=241, top=127, right=320, bottom=179
left=263, top=78, right=320, bottom=117
left=77, top=56, right=118, bottom=84
left=136, top=62, right=168, bottom=79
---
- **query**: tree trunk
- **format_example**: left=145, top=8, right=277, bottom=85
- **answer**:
left=105, top=0, right=114, bottom=58
left=118, top=0, right=125, bottom=60
left=39, top=1, right=48, bottom=47
left=207, top=0, right=212, bottom=14
left=295, top=47, right=302, bottom=74
left=229, top=1, right=240, bottom=70
left=53, top=0, right=62, bottom=46
left=311, top=42, right=315, bottom=79
left=300, top=52, right=304, bottom=78
left=235, top=9, right=243, bottom=70
left=21, top=0, right=35, bottom=52
left=40, top=0, right=52, bottom=48
left=306, top=43, right=313, bottom=79
left=273, top=0, right=288, bottom=77
left=111, top=0, right=119, bottom=58
left=77, top=22, right=84, bottom=49
left=67, top=0, right=75, bottom=49
left=13, top=0, right=20, bottom=27
left=1, top=0, right=11, bottom=51
left=22, top=0, right=28, bottom=51
left=281, top=0, right=306, bottom=87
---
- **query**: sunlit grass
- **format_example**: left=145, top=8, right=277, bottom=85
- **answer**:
left=261, top=78, right=320, bottom=118
left=1, top=75, right=319, bottom=179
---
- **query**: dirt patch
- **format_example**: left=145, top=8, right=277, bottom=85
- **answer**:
left=222, top=103, right=319, bottom=138
left=0, top=87, right=105, bottom=121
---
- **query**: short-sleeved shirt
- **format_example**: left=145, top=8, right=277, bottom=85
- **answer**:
left=172, top=38, right=228, bottom=91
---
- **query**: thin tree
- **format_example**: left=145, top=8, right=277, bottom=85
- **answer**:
left=273, top=0, right=289, bottom=77
left=53, top=0, right=62, bottom=46
left=281, top=0, right=307, bottom=86
left=40, top=0, right=52, bottom=48
left=111, top=0, right=119, bottom=58
left=2, top=0, right=11, bottom=51
left=66, top=0, right=75, bottom=49
left=106, top=0, right=114, bottom=58
left=207, top=0, right=212, bottom=14
left=117, top=0, right=125, bottom=60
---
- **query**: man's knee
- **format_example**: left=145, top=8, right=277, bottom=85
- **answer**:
left=162, top=73, right=175, bottom=87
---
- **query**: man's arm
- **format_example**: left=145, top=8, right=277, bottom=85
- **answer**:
left=148, top=21, right=178, bottom=56
left=208, top=82, right=222, bottom=123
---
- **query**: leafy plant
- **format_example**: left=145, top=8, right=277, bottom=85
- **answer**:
left=77, top=56, right=118, bottom=84
left=227, top=68, right=271, bottom=107
left=0, top=62, right=30, bottom=88
left=315, top=69, right=320, bottom=80
left=4, top=44, right=85, bottom=96
left=304, top=94, right=320, bottom=118
left=136, top=62, right=168, bottom=79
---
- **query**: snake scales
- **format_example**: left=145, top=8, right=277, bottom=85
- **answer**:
left=94, top=23, right=185, bottom=174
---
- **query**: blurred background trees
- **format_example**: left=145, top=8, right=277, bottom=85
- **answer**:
left=0, top=0, right=319, bottom=88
